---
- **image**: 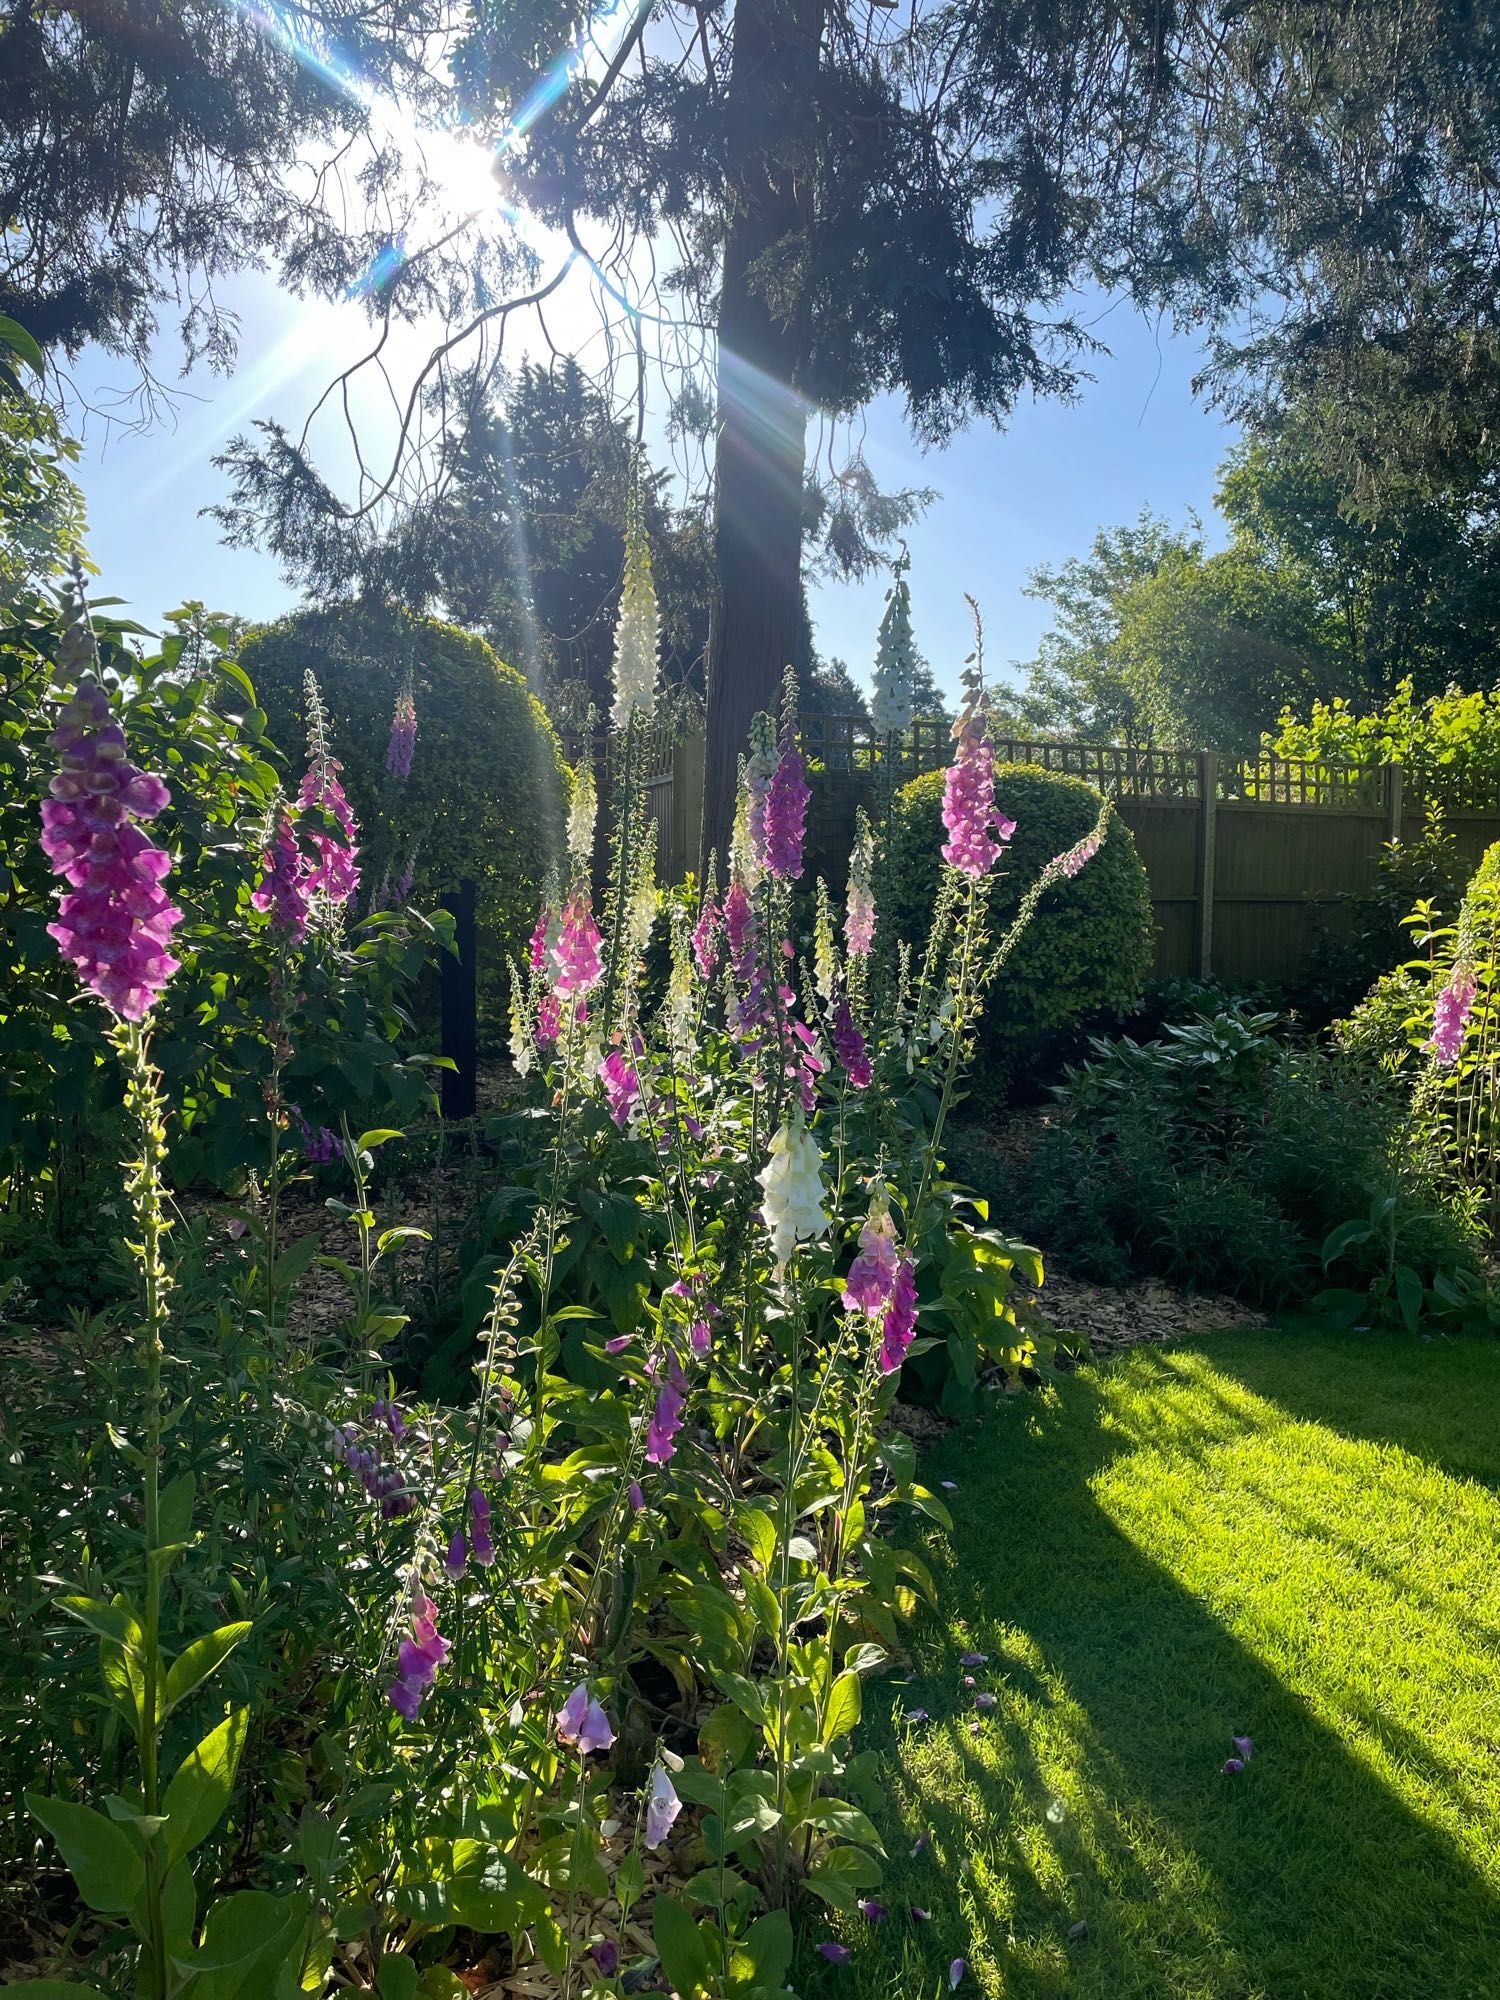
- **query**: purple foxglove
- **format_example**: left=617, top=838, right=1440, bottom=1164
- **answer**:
left=386, top=682, right=417, bottom=777
left=42, top=676, right=183, bottom=1020
left=843, top=1203, right=899, bottom=1316
left=1427, top=966, right=1476, bottom=1064
left=832, top=998, right=872, bottom=1089
left=817, top=1943, right=851, bottom=1965
left=552, top=889, right=603, bottom=999
left=879, top=1258, right=918, bottom=1376
left=763, top=724, right=810, bottom=881
left=941, top=717, right=1015, bottom=880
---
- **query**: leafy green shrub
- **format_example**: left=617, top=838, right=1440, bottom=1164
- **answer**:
left=886, top=762, right=1154, bottom=1097
left=241, top=604, right=567, bottom=1012
left=1270, top=677, right=1500, bottom=809
left=993, top=1010, right=1482, bottom=1312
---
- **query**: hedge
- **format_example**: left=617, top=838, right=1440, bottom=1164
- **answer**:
left=240, top=604, right=566, bottom=1016
left=886, top=761, right=1155, bottom=1096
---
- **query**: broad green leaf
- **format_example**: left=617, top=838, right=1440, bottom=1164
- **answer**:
left=726, top=1909, right=793, bottom=1992
left=652, top=1894, right=712, bottom=1997
left=355, top=1127, right=405, bottom=1151
left=737, top=1507, right=777, bottom=1572
left=163, top=1622, right=253, bottom=1717
left=273, top=1233, right=322, bottom=1287
left=376, top=1959, right=419, bottom=2000
left=163, top=1708, right=248, bottom=1862
left=0, top=314, right=45, bottom=370
left=803, top=1843, right=883, bottom=1911
left=823, top=1671, right=862, bottom=1745
left=181, top=1887, right=309, bottom=2000
left=26, top=1793, right=144, bottom=1914
left=796, top=1798, right=884, bottom=1849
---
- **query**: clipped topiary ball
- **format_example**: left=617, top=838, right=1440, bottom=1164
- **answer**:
left=240, top=604, right=566, bottom=1015
left=887, top=761, right=1154, bottom=1098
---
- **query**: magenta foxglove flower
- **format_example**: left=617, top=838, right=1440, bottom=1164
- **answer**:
left=535, top=991, right=561, bottom=1051
left=843, top=1206, right=899, bottom=1316
left=590, top=1942, right=619, bottom=1978
left=879, top=1258, right=918, bottom=1376
left=692, top=892, right=721, bottom=977
left=293, top=1110, right=341, bottom=1164
left=975, top=1692, right=997, bottom=1711
left=598, top=1047, right=641, bottom=1127
left=858, top=1899, right=886, bottom=1923
left=387, top=1589, right=449, bottom=1724
left=529, top=904, right=553, bottom=973
left=1055, top=829, right=1101, bottom=879
left=605, top=1333, right=634, bottom=1355
left=764, top=725, right=811, bottom=881
left=723, top=879, right=756, bottom=962
left=297, top=760, right=360, bottom=906
left=845, top=814, right=877, bottom=957
left=628, top=1480, right=645, bottom=1512
left=552, top=889, right=603, bottom=999
left=252, top=809, right=312, bottom=940
left=386, top=683, right=417, bottom=778
left=557, top=1683, right=615, bottom=1754
left=42, top=678, right=183, bottom=1021
left=910, top=1906, right=931, bottom=1923
left=960, top=1651, right=988, bottom=1666
left=1222, top=1756, right=1245, bottom=1774
left=444, top=1529, right=467, bottom=1580
left=646, top=1365, right=687, bottom=1465
left=816, top=1943, right=851, bottom=1966
left=832, top=997, right=872, bottom=1089
left=941, top=718, right=1015, bottom=879
left=1427, top=967, right=1476, bottom=1064
left=645, top=1762, right=681, bottom=1848
left=1232, top=1734, right=1254, bottom=1760
left=949, top=1959, right=967, bottom=1989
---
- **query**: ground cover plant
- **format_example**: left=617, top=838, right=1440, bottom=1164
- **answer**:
left=3, top=538, right=1116, bottom=1997
left=808, top=1327, right=1500, bottom=2000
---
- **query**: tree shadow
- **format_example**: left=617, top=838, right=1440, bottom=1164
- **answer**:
left=1207, top=1321, right=1500, bottom=1490
left=811, top=1352, right=1500, bottom=2000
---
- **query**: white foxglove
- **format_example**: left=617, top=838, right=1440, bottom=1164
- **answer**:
left=610, top=512, right=659, bottom=731
left=757, top=1114, right=829, bottom=1267
left=870, top=561, right=917, bottom=737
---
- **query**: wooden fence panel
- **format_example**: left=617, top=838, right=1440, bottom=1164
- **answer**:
left=561, top=716, right=1500, bottom=991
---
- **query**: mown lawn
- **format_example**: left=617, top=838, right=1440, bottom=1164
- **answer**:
left=802, top=1328, right=1500, bottom=2000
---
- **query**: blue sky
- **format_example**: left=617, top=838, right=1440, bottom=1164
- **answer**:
left=68, top=274, right=1236, bottom=705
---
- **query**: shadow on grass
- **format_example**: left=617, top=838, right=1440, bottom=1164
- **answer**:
left=800, top=1341, right=1500, bottom=2000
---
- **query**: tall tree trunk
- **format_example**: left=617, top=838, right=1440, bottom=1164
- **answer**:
left=699, top=0, right=824, bottom=873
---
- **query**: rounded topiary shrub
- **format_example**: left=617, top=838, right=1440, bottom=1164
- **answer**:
left=240, top=605, right=566, bottom=1015
left=887, top=762, right=1154, bottom=1097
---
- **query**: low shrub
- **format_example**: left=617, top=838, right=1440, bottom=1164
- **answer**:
left=886, top=762, right=1154, bottom=1098
left=242, top=603, right=567, bottom=1018
left=994, top=1008, right=1483, bottom=1315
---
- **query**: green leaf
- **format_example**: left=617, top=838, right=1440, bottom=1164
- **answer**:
left=376, top=1959, right=419, bottom=2000
left=727, top=1909, right=793, bottom=1992
left=6, top=1983, right=106, bottom=1995
left=355, top=1127, right=405, bottom=1152
left=158, top=1471, right=196, bottom=1547
left=26, top=1793, right=144, bottom=1914
left=0, top=314, right=45, bottom=371
left=162, top=1708, right=248, bottom=1862
left=653, top=1894, right=712, bottom=1997
left=796, top=1798, right=884, bottom=1849
left=738, top=1507, right=777, bottom=1572
left=1322, top=1218, right=1374, bottom=1266
left=823, top=1671, right=862, bottom=1745
left=179, top=1887, right=309, bottom=2000
left=163, top=1622, right=253, bottom=1717
left=1395, top=1262, right=1425, bottom=1334
left=803, top=1843, right=883, bottom=1911
left=273, top=1232, right=323, bottom=1288
left=56, top=1594, right=140, bottom=1647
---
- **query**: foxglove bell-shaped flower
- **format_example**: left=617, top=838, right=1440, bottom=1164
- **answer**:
left=386, top=680, right=417, bottom=777
left=252, top=808, right=312, bottom=940
left=469, top=1486, right=495, bottom=1566
left=387, top=1588, right=449, bottom=1724
left=843, top=1199, right=899, bottom=1315
left=1427, top=966, right=1476, bottom=1064
left=870, top=557, right=917, bottom=737
left=297, top=759, right=360, bottom=906
left=645, top=1761, right=682, bottom=1848
left=609, top=512, right=660, bottom=731
left=552, top=889, right=603, bottom=999
left=646, top=1359, right=688, bottom=1465
left=879, top=1258, right=918, bottom=1375
left=764, top=724, right=810, bottom=882
left=43, top=676, right=183, bottom=1021
left=845, top=811, right=877, bottom=957
left=598, top=1047, right=641, bottom=1127
left=757, top=1115, right=830, bottom=1267
left=832, top=998, right=872, bottom=1089
left=557, top=1683, right=616, bottom=1754
left=941, top=717, right=1014, bottom=880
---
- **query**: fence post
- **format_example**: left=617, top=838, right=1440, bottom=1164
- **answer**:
left=1196, top=752, right=1219, bottom=977
left=1386, top=761, right=1405, bottom=845
left=440, top=877, right=478, bottom=1120
left=672, top=728, right=705, bottom=884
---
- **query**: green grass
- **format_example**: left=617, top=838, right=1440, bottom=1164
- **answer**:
left=803, top=1328, right=1500, bottom=2000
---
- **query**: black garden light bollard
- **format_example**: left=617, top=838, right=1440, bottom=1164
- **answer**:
left=440, top=877, right=478, bottom=1120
